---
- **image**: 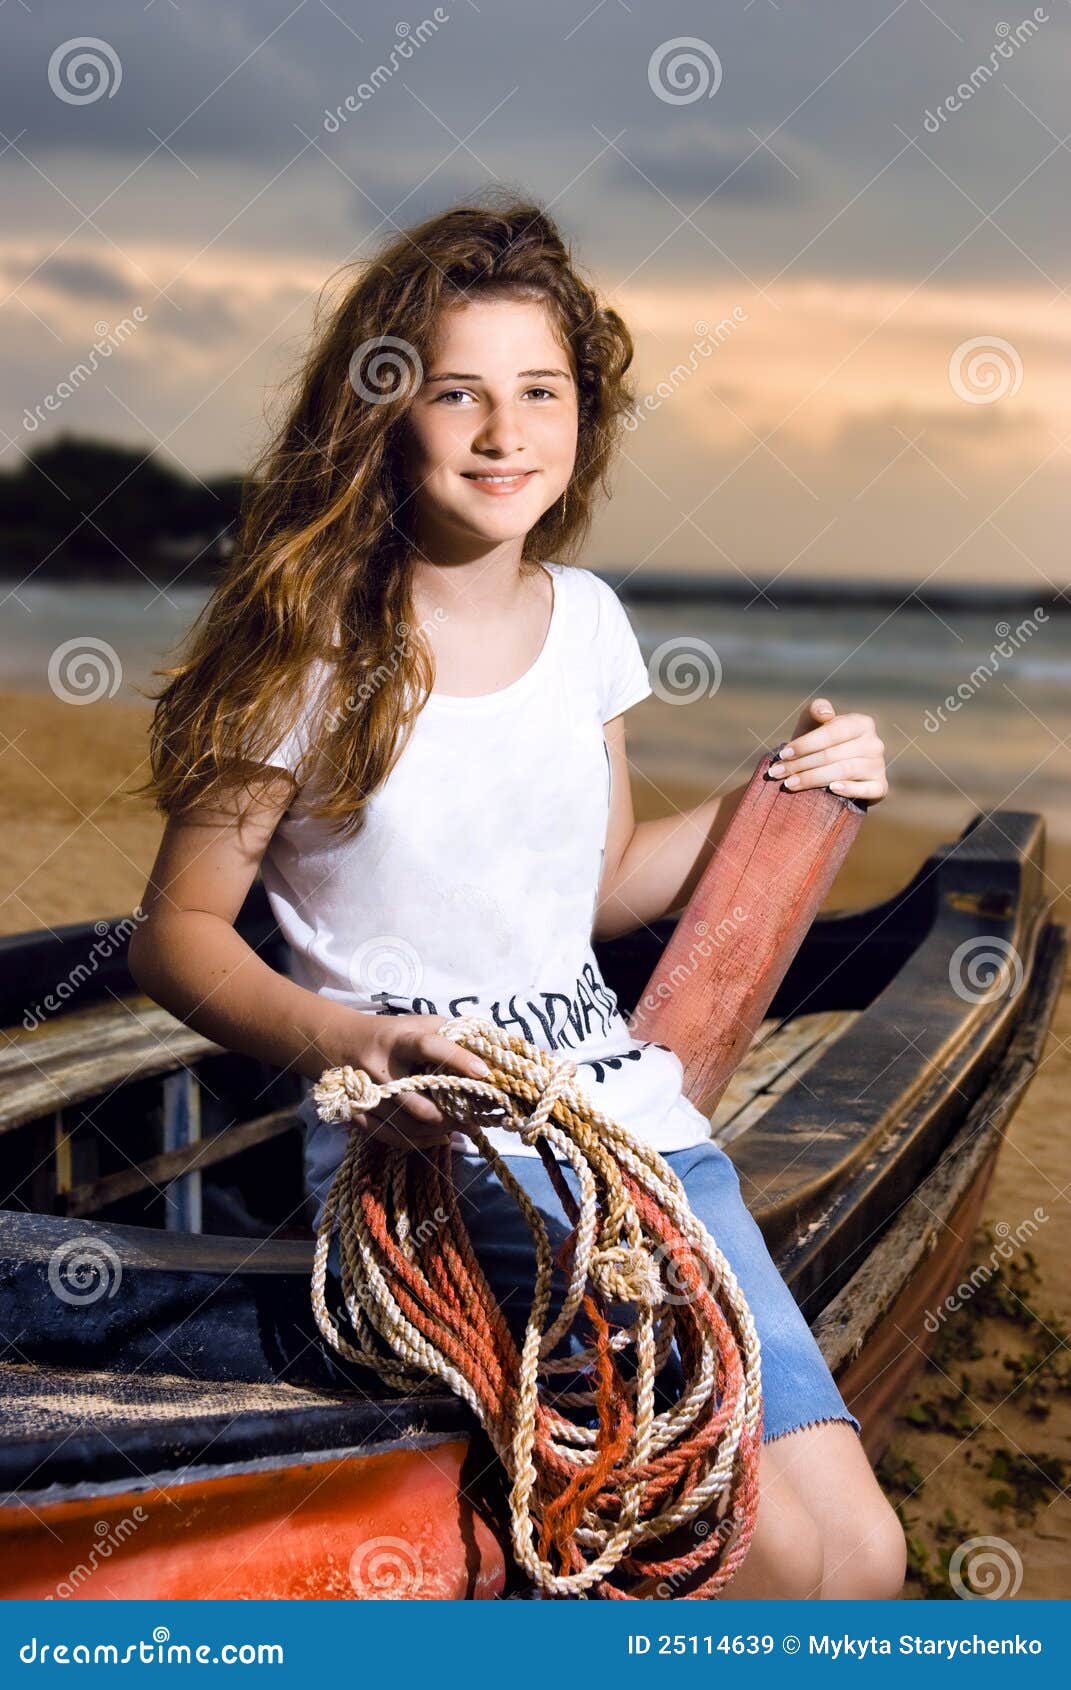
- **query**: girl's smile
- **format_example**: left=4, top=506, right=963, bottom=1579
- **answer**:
left=461, top=468, right=541, bottom=496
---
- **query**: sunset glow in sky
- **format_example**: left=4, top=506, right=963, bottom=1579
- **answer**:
left=2, top=0, right=1067, bottom=589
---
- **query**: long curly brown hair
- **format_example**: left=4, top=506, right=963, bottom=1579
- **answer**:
left=140, top=193, right=637, bottom=836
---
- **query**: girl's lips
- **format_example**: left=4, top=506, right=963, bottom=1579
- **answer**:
left=461, top=471, right=539, bottom=497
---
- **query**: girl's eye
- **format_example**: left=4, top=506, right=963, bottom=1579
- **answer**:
left=433, top=387, right=557, bottom=404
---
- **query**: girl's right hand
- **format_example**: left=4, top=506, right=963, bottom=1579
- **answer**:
left=336, top=1013, right=493, bottom=1150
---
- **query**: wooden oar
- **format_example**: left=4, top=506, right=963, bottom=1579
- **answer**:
left=628, top=748, right=867, bottom=1119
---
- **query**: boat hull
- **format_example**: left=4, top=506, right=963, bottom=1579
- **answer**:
left=0, top=1438, right=505, bottom=1601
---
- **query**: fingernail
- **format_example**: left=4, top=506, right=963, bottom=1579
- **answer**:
left=781, top=746, right=794, bottom=759
left=472, top=1060, right=490, bottom=1077
left=784, top=775, right=799, bottom=787
left=768, top=762, right=785, bottom=777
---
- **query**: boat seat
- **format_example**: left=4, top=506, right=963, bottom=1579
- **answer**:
left=0, top=1356, right=472, bottom=1498
left=0, top=997, right=221, bottom=1134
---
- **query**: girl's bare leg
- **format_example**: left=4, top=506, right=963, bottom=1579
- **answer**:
left=752, top=1419, right=907, bottom=1599
left=628, top=1419, right=905, bottom=1600
left=627, top=1441, right=823, bottom=1600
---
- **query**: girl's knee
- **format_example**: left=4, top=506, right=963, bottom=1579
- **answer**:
left=727, top=1494, right=825, bottom=1600
left=824, top=1499, right=906, bottom=1599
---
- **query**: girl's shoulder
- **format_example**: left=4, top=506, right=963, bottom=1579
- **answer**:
left=545, top=560, right=628, bottom=627
left=544, top=563, right=652, bottom=722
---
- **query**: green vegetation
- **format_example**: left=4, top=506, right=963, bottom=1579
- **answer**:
left=878, top=1225, right=1068, bottom=1599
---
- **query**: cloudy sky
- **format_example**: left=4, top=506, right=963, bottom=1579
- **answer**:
left=1, top=0, right=1068, bottom=588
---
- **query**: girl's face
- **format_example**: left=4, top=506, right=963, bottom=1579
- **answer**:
left=400, top=297, right=579, bottom=554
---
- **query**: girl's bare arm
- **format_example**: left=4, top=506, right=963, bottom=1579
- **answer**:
left=128, top=773, right=351, bottom=1080
left=593, top=715, right=746, bottom=941
left=127, top=774, right=489, bottom=1139
left=593, top=699, right=887, bottom=941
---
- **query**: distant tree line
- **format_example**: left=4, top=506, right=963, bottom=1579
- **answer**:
left=0, top=434, right=246, bottom=581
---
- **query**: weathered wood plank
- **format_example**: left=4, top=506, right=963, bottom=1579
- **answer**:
left=1, top=998, right=218, bottom=1079
left=0, top=1000, right=222, bottom=1134
left=710, top=1010, right=859, bottom=1144
left=65, top=1105, right=300, bottom=1218
left=813, top=920, right=1066, bottom=1373
left=163, top=1070, right=203, bottom=1234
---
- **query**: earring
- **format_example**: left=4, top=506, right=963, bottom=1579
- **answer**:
left=561, top=485, right=569, bottom=519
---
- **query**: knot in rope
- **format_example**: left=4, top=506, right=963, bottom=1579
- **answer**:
left=313, top=1063, right=385, bottom=1120
left=589, top=1244, right=663, bottom=1307
left=308, top=1015, right=762, bottom=1600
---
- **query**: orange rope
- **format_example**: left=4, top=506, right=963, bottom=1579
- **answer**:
left=309, top=1015, right=763, bottom=1598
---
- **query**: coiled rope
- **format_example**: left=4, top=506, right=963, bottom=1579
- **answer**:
left=309, top=1014, right=762, bottom=1599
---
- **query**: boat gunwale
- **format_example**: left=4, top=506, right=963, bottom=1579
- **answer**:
left=814, top=915, right=1066, bottom=1374
left=732, top=810, right=1051, bottom=1242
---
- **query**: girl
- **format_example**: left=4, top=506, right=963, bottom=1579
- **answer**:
left=131, top=199, right=902, bottom=1600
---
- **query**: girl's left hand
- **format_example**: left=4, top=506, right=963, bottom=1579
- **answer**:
left=767, top=698, right=888, bottom=805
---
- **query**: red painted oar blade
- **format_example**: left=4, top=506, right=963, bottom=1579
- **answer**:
left=628, top=750, right=866, bottom=1119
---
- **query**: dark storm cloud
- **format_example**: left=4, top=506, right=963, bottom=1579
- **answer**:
left=1, top=0, right=1067, bottom=284
left=0, top=0, right=325, bottom=161
left=34, top=254, right=134, bottom=303
left=607, top=127, right=809, bottom=207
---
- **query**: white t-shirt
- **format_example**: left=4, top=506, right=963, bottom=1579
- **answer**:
left=259, top=561, right=711, bottom=1228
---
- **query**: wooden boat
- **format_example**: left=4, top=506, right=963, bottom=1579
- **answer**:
left=0, top=754, right=1064, bottom=1600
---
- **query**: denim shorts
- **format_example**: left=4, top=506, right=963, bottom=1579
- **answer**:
left=324, top=1138, right=859, bottom=1445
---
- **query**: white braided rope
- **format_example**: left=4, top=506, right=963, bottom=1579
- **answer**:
left=309, top=1014, right=762, bottom=1597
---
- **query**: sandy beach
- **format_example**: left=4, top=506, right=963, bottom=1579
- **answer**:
left=1, top=687, right=1068, bottom=1597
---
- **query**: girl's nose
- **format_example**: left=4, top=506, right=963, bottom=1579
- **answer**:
left=471, top=407, right=526, bottom=456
